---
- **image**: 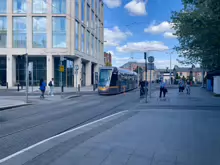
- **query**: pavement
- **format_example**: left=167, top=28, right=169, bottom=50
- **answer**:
left=1, top=87, right=220, bottom=165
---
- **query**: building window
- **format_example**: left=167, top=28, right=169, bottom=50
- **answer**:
left=94, top=37, right=96, bottom=57
left=13, top=17, right=27, bottom=48
left=92, top=11, right=94, bottom=29
left=87, top=4, right=90, bottom=27
left=33, top=0, right=47, bottom=13
left=32, top=17, right=47, bottom=48
left=81, top=0, right=85, bottom=23
left=95, top=16, right=98, bottom=35
left=52, top=0, right=66, bottom=14
left=96, top=39, right=98, bottom=58
left=91, top=34, right=94, bottom=55
left=52, top=17, right=66, bottom=48
left=81, top=26, right=85, bottom=52
left=0, top=17, right=7, bottom=48
left=97, top=0, right=100, bottom=15
left=86, top=30, right=90, bottom=54
left=0, top=0, right=7, bottom=14
left=92, top=0, right=94, bottom=9
left=13, top=0, right=27, bottom=13
left=75, top=0, right=79, bottom=19
left=75, top=20, right=79, bottom=50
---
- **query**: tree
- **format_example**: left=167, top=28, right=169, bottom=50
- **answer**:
left=171, top=0, right=220, bottom=70
left=105, top=62, right=112, bottom=66
left=134, top=67, right=143, bottom=73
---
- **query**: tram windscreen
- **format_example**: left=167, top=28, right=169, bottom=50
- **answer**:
left=99, top=69, right=112, bottom=86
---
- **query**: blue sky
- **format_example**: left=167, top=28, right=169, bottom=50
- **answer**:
left=103, top=0, right=183, bottom=68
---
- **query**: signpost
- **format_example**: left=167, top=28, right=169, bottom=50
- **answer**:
left=28, top=62, right=33, bottom=92
left=148, top=56, right=154, bottom=98
left=25, top=53, right=28, bottom=103
left=60, top=56, right=65, bottom=98
left=144, top=52, right=148, bottom=103
left=75, top=65, right=79, bottom=95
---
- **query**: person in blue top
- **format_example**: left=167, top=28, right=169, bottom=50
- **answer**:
left=39, top=78, right=46, bottom=99
left=159, top=80, right=167, bottom=98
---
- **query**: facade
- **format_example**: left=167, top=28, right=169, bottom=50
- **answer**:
left=0, top=0, right=104, bottom=87
left=104, top=52, right=112, bottom=66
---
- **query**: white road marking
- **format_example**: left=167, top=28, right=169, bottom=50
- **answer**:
left=0, top=110, right=128, bottom=163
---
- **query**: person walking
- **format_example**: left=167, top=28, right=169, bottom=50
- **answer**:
left=48, top=78, right=54, bottom=96
left=159, top=80, right=167, bottom=98
left=39, top=78, right=46, bottom=99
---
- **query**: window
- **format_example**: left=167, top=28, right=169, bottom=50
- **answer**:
left=96, top=39, right=99, bottom=58
left=91, top=34, right=94, bottom=55
left=52, top=17, right=66, bottom=48
left=13, top=0, right=27, bottom=13
left=94, top=37, right=96, bottom=57
left=97, top=0, right=100, bottom=15
left=75, top=0, right=79, bottom=19
left=81, top=0, right=85, bottom=23
left=92, top=0, right=94, bottom=9
left=75, top=20, right=79, bottom=50
left=95, top=16, right=98, bottom=35
left=92, top=11, right=94, bottom=29
left=33, top=17, right=47, bottom=48
left=81, top=26, right=85, bottom=52
left=0, top=17, right=7, bottom=48
left=86, top=30, right=90, bottom=54
left=33, top=0, right=47, bottom=13
left=87, top=5, right=90, bottom=27
left=13, top=17, right=27, bottom=48
left=0, top=0, right=7, bottom=14
left=52, top=0, right=66, bottom=14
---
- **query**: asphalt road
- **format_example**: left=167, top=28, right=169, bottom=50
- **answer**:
left=0, top=89, right=140, bottom=159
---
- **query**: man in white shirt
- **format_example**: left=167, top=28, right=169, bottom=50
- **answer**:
left=48, top=78, right=54, bottom=96
left=159, top=80, right=167, bottom=98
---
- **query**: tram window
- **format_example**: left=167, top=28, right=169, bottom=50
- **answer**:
left=110, top=72, right=118, bottom=86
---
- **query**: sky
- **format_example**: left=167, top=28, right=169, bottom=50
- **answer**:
left=103, top=0, right=184, bottom=69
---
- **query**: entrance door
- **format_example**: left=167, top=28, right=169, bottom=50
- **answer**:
left=0, top=57, right=6, bottom=86
left=91, top=64, right=94, bottom=84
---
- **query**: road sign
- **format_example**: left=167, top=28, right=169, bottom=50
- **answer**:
left=148, top=63, right=154, bottom=70
left=75, top=65, right=79, bottom=70
left=59, top=65, right=64, bottom=72
left=148, top=56, right=154, bottom=63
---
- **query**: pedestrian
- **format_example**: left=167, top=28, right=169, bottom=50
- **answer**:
left=48, top=78, right=54, bottom=96
left=39, top=78, right=46, bottom=99
left=159, top=80, right=167, bottom=98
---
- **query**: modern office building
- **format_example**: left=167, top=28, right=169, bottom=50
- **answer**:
left=0, top=0, right=104, bottom=87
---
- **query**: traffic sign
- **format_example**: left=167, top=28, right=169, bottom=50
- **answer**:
left=148, top=63, right=154, bottom=70
left=148, top=56, right=154, bottom=63
left=59, top=65, right=64, bottom=72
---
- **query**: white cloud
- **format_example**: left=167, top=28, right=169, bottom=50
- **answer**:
left=103, top=0, right=122, bottom=8
left=163, top=32, right=177, bottom=39
left=116, top=41, right=169, bottom=53
left=144, top=21, right=177, bottom=39
left=124, top=0, right=147, bottom=16
left=104, top=26, right=132, bottom=47
left=33, top=0, right=47, bottom=13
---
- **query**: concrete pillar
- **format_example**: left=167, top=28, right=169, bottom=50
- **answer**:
left=86, top=61, right=91, bottom=86
left=7, top=55, right=16, bottom=87
left=47, top=55, right=54, bottom=83
left=74, top=57, right=82, bottom=87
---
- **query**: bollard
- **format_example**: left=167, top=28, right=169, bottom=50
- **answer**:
left=61, top=85, right=64, bottom=92
left=6, top=82, right=8, bottom=89
left=93, top=84, right=96, bottom=91
left=78, top=84, right=80, bottom=92
left=17, top=84, right=20, bottom=91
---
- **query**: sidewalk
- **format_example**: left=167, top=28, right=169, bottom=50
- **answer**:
left=0, top=99, right=29, bottom=110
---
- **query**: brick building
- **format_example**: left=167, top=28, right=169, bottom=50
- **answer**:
left=104, top=52, right=112, bottom=66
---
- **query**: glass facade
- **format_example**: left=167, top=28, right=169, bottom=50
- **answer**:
left=81, top=0, right=85, bottom=23
left=86, top=30, right=90, bottom=54
left=75, top=20, right=79, bottom=50
left=75, top=0, right=79, bottom=19
left=92, top=0, right=94, bottom=9
left=0, top=17, right=7, bottom=48
left=16, top=57, right=46, bottom=86
left=33, top=0, right=47, bottom=13
left=87, top=4, right=90, bottom=27
left=92, top=11, right=94, bottom=30
left=0, top=0, right=7, bottom=14
left=52, top=0, right=66, bottom=14
left=13, top=0, right=27, bottom=13
left=91, top=34, right=94, bottom=56
left=13, top=17, right=27, bottom=48
left=52, top=17, right=66, bottom=48
left=33, top=17, right=47, bottom=48
left=81, top=26, right=85, bottom=52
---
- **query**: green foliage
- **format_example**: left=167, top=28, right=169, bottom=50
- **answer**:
left=105, top=62, right=112, bottom=66
left=134, top=67, right=143, bottom=73
left=171, top=0, right=220, bottom=70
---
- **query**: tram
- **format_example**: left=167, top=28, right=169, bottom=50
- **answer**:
left=98, top=67, right=138, bottom=95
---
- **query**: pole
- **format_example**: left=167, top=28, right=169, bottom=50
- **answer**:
left=60, top=56, right=63, bottom=98
left=170, top=53, right=172, bottom=85
left=137, top=66, right=139, bottom=82
left=76, top=72, right=78, bottom=94
left=150, top=69, right=152, bottom=98
left=144, top=52, right=148, bottom=103
left=31, top=69, right=33, bottom=92
left=25, top=53, right=28, bottom=103
left=202, top=68, right=205, bottom=88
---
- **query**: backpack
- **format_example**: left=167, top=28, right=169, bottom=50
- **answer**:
left=48, top=81, right=52, bottom=86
